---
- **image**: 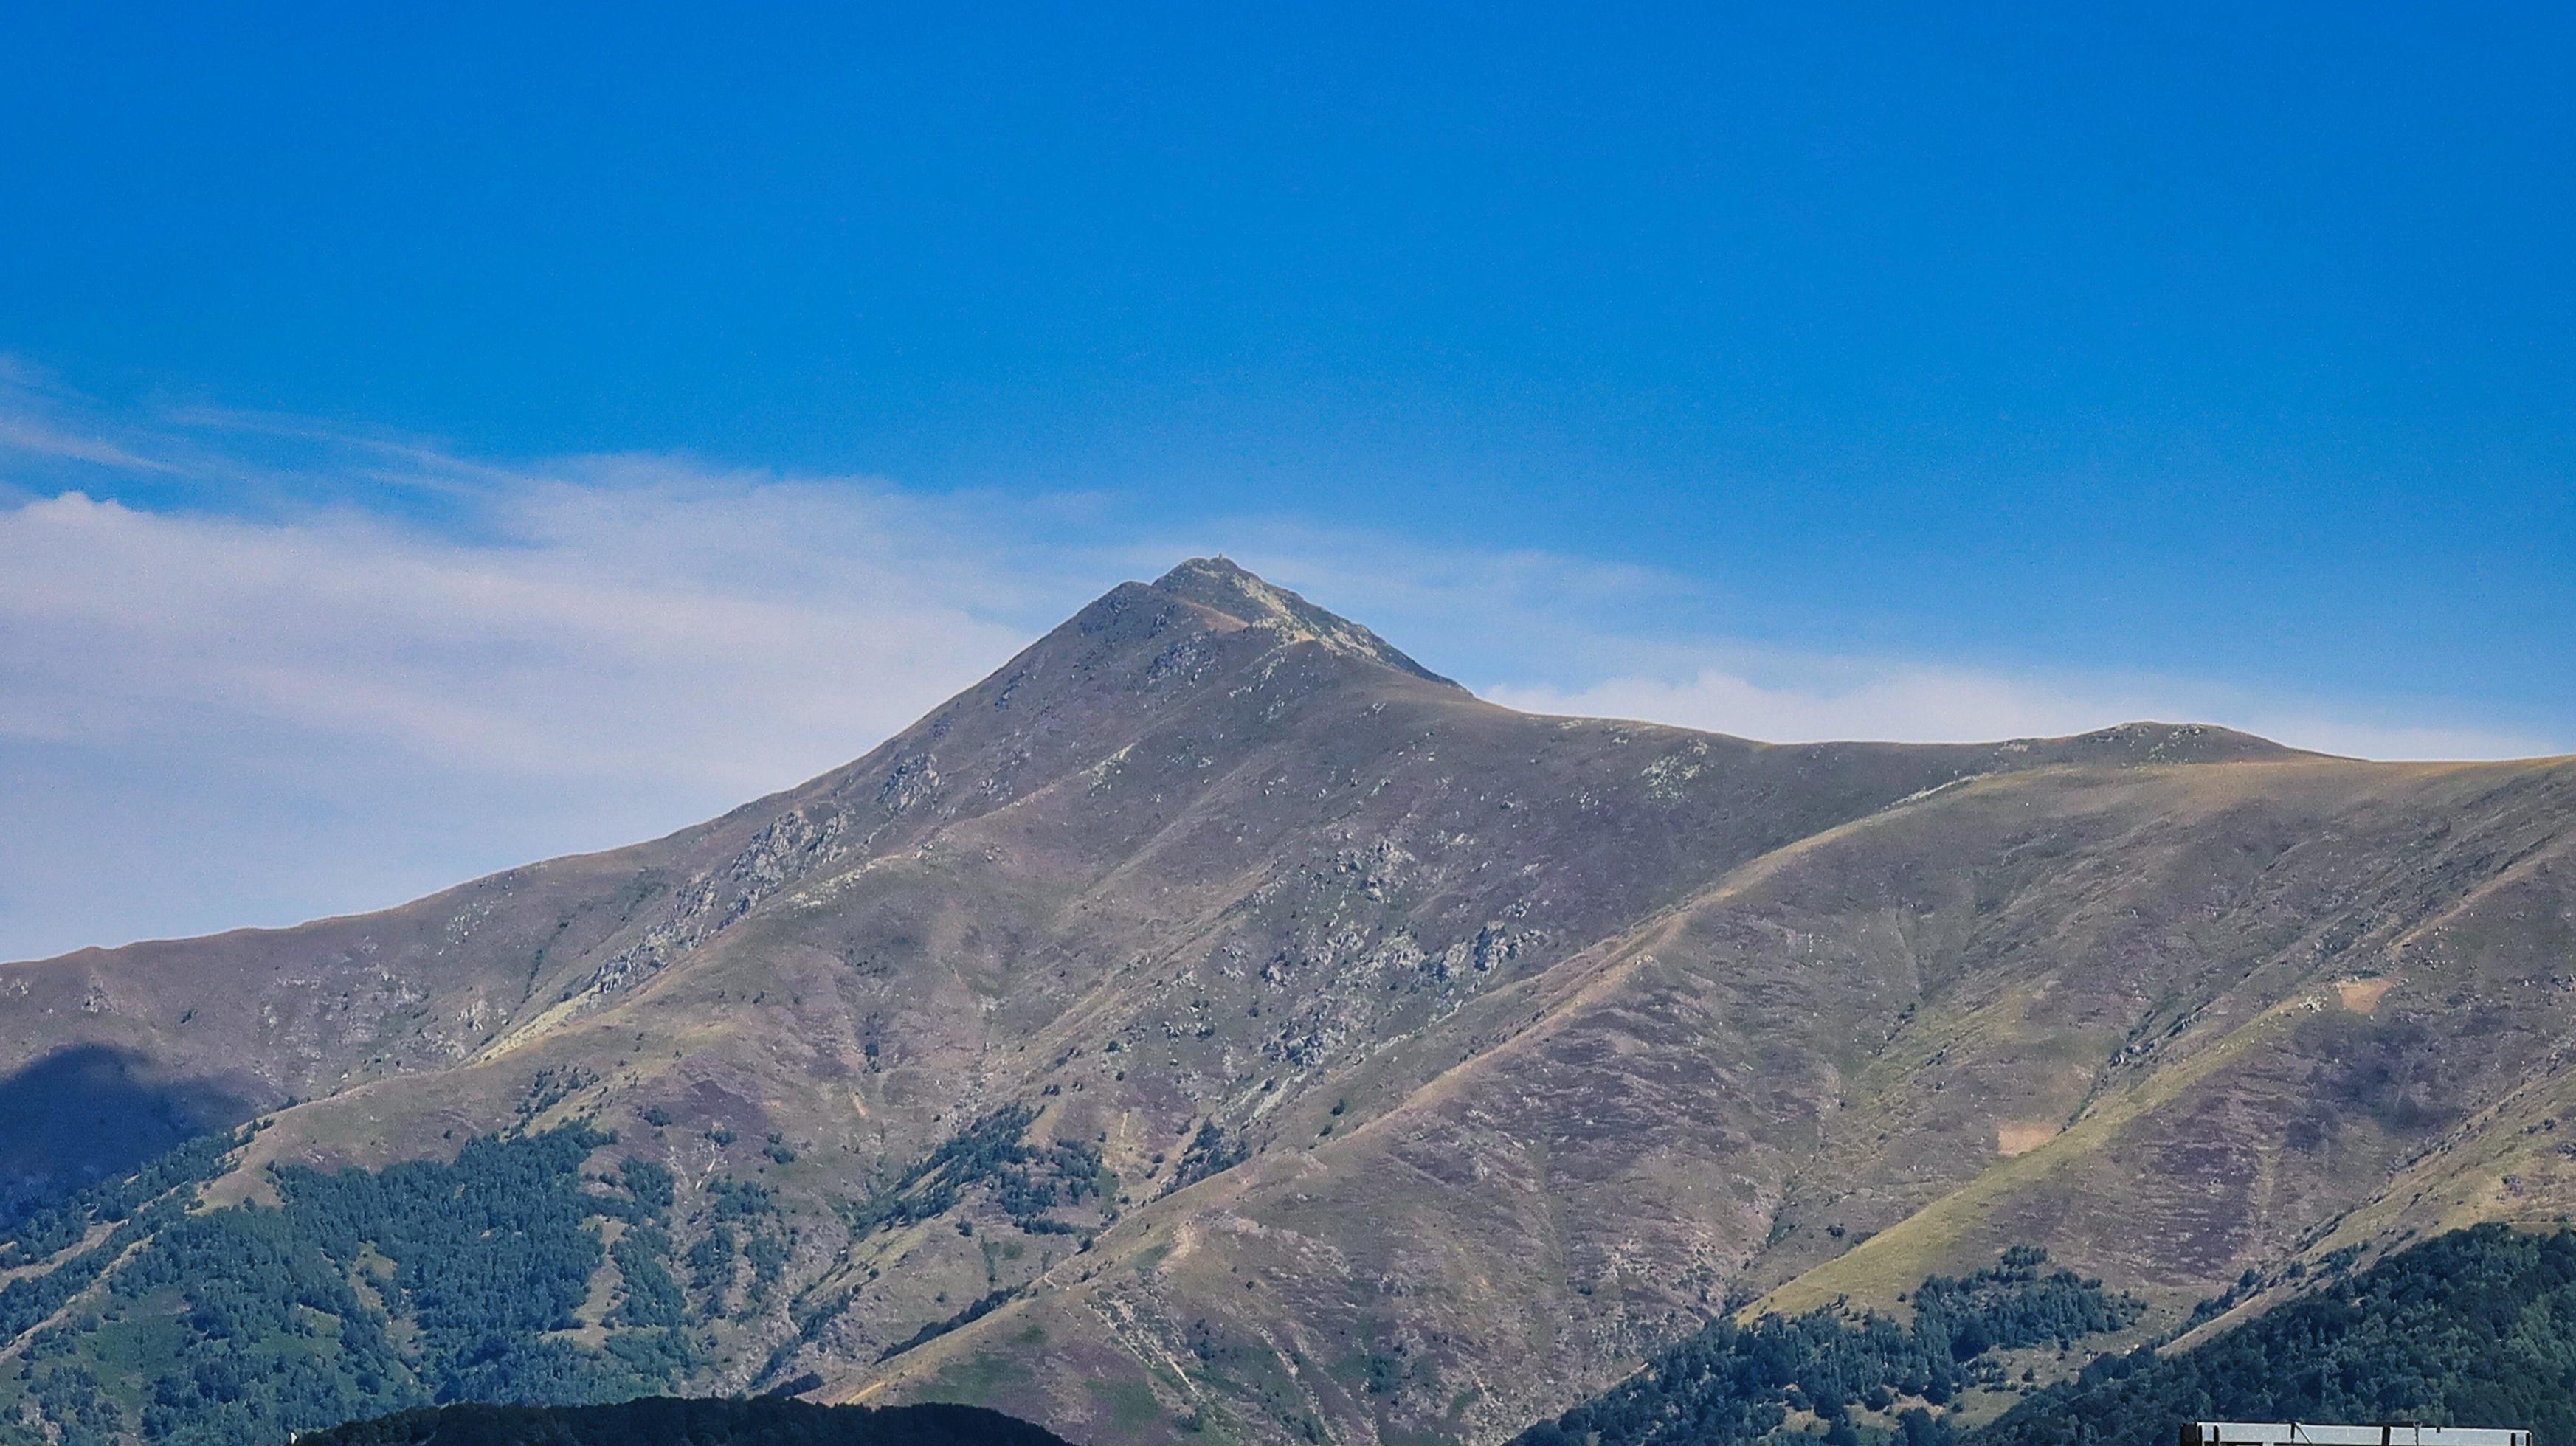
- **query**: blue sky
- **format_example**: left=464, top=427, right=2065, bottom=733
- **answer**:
left=1, top=4, right=2570, bottom=958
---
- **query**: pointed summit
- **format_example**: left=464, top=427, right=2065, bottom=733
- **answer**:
left=1147, top=556, right=1460, bottom=688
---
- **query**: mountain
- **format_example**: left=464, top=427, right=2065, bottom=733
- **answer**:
left=2, top=558, right=2572, bottom=1446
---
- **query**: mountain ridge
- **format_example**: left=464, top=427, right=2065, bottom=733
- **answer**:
left=3, top=559, right=2572, bottom=1446
left=0, top=561, right=2324, bottom=975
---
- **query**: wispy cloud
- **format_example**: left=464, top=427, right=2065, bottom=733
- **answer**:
left=0, top=482, right=1078, bottom=788
left=0, top=361, right=185, bottom=474
left=0, top=373, right=2557, bottom=960
left=0, top=416, right=182, bottom=473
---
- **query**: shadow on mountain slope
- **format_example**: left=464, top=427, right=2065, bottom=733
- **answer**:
left=0, top=1043, right=260, bottom=1214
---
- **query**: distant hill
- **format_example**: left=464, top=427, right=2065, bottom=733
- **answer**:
left=3, top=558, right=2572, bottom=1446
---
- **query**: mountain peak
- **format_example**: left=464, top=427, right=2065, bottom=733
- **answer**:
left=1148, top=556, right=1460, bottom=688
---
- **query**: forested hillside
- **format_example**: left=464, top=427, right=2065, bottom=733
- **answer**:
left=1516, top=1248, right=2143, bottom=1446
left=15, top=1127, right=2576, bottom=1446
left=1523, top=1227, right=2576, bottom=1446
left=1977, top=1225, right=2576, bottom=1446
left=0, top=1127, right=769, bottom=1445
left=0, top=1103, right=1137, bottom=1446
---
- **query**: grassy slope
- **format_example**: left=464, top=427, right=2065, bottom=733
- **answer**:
left=846, top=754, right=2576, bottom=1446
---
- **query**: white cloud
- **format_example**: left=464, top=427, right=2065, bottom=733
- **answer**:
left=0, top=416, right=180, bottom=473
left=0, top=485, right=1057, bottom=791
left=0, top=375, right=2557, bottom=960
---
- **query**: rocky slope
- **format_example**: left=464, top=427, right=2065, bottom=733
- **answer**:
left=2, top=558, right=2571, bottom=1446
